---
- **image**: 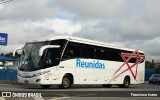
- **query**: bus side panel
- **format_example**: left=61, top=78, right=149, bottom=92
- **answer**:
left=93, top=69, right=105, bottom=84
left=58, top=58, right=145, bottom=85
left=58, top=59, right=77, bottom=84
left=104, top=61, right=145, bottom=85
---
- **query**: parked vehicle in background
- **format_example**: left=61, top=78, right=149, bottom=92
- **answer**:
left=0, top=62, right=5, bottom=69
left=149, top=74, right=160, bottom=84
left=5, top=65, right=18, bottom=70
left=0, top=65, right=5, bottom=69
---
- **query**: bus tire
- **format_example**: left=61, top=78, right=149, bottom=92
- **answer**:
left=119, top=77, right=130, bottom=88
left=60, top=76, right=71, bottom=89
left=102, top=84, right=112, bottom=88
left=41, top=85, right=51, bottom=89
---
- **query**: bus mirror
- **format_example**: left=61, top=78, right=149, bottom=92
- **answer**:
left=13, top=47, right=23, bottom=57
left=39, top=45, right=60, bottom=56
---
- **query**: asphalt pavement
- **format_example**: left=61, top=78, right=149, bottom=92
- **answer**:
left=0, top=81, right=159, bottom=100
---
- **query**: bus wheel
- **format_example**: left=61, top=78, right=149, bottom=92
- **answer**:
left=102, top=84, right=112, bottom=88
left=119, top=77, right=130, bottom=88
left=41, top=85, right=51, bottom=89
left=60, top=76, right=71, bottom=89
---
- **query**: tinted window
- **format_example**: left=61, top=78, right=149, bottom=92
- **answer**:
left=61, top=41, right=145, bottom=63
left=82, top=45, right=95, bottom=59
left=94, top=48, right=108, bottom=60
left=40, top=39, right=68, bottom=67
left=122, top=51, right=137, bottom=63
left=63, top=42, right=81, bottom=59
left=50, top=39, right=68, bottom=56
left=109, top=49, right=122, bottom=61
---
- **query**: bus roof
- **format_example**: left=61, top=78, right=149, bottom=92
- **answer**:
left=27, top=35, right=144, bottom=53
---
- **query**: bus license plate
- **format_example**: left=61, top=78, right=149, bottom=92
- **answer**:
left=24, top=80, right=29, bottom=84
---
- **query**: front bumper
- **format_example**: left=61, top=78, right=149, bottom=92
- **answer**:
left=17, top=75, right=42, bottom=85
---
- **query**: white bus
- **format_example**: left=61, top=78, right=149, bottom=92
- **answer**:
left=14, top=36, right=145, bottom=89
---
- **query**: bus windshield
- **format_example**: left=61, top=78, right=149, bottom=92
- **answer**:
left=19, top=39, right=67, bottom=71
left=19, top=42, right=48, bottom=71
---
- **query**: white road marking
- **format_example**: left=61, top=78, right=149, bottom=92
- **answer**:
left=47, top=97, right=71, bottom=100
left=33, top=97, right=45, bottom=100
left=0, top=97, right=5, bottom=100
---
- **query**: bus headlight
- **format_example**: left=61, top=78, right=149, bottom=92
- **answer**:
left=32, top=70, right=51, bottom=77
left=18, top=70, right=51, bottom=78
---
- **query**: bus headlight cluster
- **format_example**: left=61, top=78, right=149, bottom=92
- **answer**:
left=32, top=70, right=51, bottom=77
left=18, top=70, right=51, bottom=78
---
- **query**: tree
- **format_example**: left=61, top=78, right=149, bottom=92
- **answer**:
left=155, top=66, right=160, bottom=74
left=0, top=53, right=4, bottom=56
left=5, top=52, right=13, bottom=58
left=145, top=61, right=154, bottom=68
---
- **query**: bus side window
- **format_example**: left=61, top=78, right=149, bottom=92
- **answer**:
left=109, top=50, right=121, bottom=61
left=123, top=51, right=136, bottom=63
left=82, top=45, right=95, bottom=59
left=95, top=49, right=108, bottom=60
left=45, top=48, right=61, bottom=66
left=63, top=43, right=81, bottom=59
left=128, top=51, right=136, bottom=63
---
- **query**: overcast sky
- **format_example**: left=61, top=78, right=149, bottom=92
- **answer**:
left=0, top=0, right=160, bottom=62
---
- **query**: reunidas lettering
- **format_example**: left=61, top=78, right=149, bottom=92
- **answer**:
left=76, top=59, right=105, bottom=69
